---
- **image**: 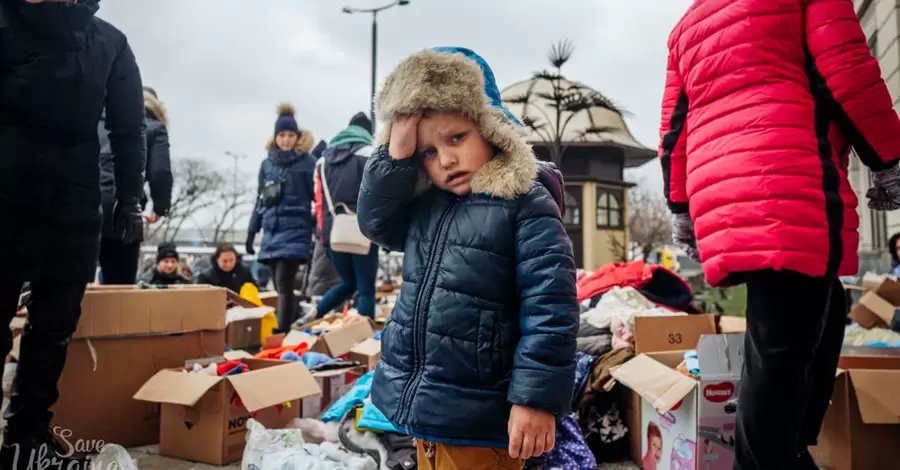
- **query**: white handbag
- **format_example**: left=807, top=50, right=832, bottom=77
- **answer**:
left=319, top=162, right=372, bottom=255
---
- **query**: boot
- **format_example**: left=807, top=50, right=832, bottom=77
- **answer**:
left=0, top=427, right=91, bottom=470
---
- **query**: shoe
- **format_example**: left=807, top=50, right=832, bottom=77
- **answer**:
left=0, top=427, right=91, bottom=470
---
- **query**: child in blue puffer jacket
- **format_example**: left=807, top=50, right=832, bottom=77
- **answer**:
left=357, top=47, right=579, bottom=470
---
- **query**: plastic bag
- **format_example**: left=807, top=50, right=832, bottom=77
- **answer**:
left=91, top=444, right=138, bottom=470
left=242, top=419, right=376, bottom=470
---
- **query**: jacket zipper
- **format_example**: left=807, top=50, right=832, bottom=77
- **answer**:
left=397, top=200, right=457, bottom=424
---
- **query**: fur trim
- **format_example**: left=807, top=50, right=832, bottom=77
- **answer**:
left=277, top=102, right=296, bottom=117
left=376, top=49, right=536, bottom=199
left=265, top=127, right=315, bottom=153
left=144, top=91, right=168, bottom=126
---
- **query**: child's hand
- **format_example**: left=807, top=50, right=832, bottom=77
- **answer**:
left=508, top=404, right=555, bottom=459
left=388, top=113, right=421, bottom=159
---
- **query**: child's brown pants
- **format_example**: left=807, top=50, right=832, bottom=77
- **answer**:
left=416, top=440, right=525, bottom=470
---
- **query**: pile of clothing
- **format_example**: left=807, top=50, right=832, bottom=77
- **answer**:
left=844, top=322, right=900, bottom=347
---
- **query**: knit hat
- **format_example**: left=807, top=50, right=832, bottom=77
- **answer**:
left=376, top=46, right=535, bottom=199
left=156, top=242, right=179, bottom=262
left=348, top=112, right=373, bottom=134
left=274, top=103, right=300, bottom=137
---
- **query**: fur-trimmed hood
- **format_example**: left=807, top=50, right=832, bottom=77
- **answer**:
left=265, top=128, right=315, bottom=154
left=376, top=47, right=536, bottom=199
left=144, top=90, right=168, bottom=126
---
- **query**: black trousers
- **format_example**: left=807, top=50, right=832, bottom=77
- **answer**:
left=0, top=280, right=85, bottom=437
left=270, top=259, right=302, bottom=332
left=734, top=270, right=846, bottom=470
left=98, top=238, right=141, bottom=284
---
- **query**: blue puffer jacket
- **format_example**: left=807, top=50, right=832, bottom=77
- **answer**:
left=358, top=146, right=579, bottom=448
left=248, top=149, right=316, bottom=262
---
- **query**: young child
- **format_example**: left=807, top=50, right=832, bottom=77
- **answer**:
left=357, top=47, right=579, bottom=470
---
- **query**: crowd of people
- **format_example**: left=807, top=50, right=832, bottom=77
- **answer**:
left=2, top=0, right=900, bottom=470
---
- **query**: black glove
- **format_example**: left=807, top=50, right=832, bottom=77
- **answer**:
left=246, top=233, right=256, bottom=256
left=113, top=199, right=144, bottom=245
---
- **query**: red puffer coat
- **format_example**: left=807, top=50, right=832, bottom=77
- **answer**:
left=661, top=0, right=900, bottom=287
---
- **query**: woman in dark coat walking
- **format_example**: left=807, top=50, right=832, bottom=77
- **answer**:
left=247, top=104, right=316, bottom=331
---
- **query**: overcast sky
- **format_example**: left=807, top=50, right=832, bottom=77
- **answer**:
left=97, top=0, right=692, bottom=199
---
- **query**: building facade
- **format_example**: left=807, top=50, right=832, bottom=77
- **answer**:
left=854, top=0, right=900, bottom=267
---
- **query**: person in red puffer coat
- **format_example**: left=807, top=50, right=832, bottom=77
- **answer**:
left=659, top=1, right=900, bottom=469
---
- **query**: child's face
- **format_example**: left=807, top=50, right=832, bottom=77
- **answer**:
left=416, top=111, right=494, bottom=197
left=157, top=258, right=178, bottom=275
left=276, top=131, right=298, bottom=151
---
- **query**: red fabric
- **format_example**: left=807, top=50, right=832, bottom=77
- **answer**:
left=314, top=158, right=325, bottom=242
left=578, top=261, right=661, bottom=302
left=662, top=0, right=900, bottom=286
left=216, top=360, right=249, bottom=376
left=254, top=341, right=310, bottom=360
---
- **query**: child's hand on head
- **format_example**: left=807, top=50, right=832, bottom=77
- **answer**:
left=388, top=113, right=421, bottom=160
left=508, top=404, right=555, bottom=459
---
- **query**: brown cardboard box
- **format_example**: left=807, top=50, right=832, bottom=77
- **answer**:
left=348, top=338, right=381, bottom=371
left=134, top=359, right=321, bottom=465
left=632, top=314, right=717, bottom=354
left=41, top=286, right=228, bottom=452
left=295, top=316, right=375, bottom=357
left=810, top=367, right=900, bottom=470
left=850, top=277, right=900, bottom=329
left=259, top=291, right=279, bottom=310
left=301, top=366, right=367, bottom=418
left=717, top=315, right=747, bottom=333
left=225, top=306, right=273, bottom=349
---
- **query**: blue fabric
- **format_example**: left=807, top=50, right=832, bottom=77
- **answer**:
left=865, top=341, right=900, bottom=347
left=430, top=47, right=522, bottom=126
left=316, top=244, right=379, bottom=318
left=358, top=397, right=400, bottom=433
left=321, top=371, right=375, bottom=423
left=572, top=353, right=595, bottom=408
left=357, top=146, right=579, bottom=447
left=248, top=150, right=316, bottom=262
left=538, top=414, right=596, bottom=470
left=684, top=350, right=700, bottom=376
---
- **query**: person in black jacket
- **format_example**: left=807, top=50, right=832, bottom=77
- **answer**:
left=0, top=0, right=145, bottom=466
left=314, top=113, right=379, bottom=318
left=138, top=243, right=190, bottom=286
left=195, top=243, right=257, bottom=293
left=98, top=86, right=173, bottom=284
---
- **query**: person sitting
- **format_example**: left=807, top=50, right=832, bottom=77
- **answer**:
left=195, top=242, right=256, bottom=293
left=139, top=242, right=190, bottom=286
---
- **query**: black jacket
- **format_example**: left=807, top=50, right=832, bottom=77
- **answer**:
left=358, top=146, right=578, bottom=447
left=195, top=257, right=256, bottom=293
left=0, top=0, right=145, bottom=282
left=138, top=269, right=190, bottom=286
left=317, top=142, right=373, bottom=244
left=99, top=91, right=172, bottom=238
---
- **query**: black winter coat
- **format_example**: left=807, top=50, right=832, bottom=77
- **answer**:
left=358, top=146, right=578, bottom=447
left=99, top=92, right=172, bottom=238
left=195, top=257, right=256, bottom=293
left=317, top=142, right=373, bottom=245
left=138, top=269, right=190, bottom=287
left=0, top=1, right=145, bottom=282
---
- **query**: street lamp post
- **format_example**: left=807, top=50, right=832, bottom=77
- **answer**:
left=224, top=151, right=246, bottom=243
left=342, top=0, right=410, bottom=124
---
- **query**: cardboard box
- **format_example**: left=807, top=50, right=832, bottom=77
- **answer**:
left=301, top=366, right=367, bottom=418
left=134, top=359, right=321, bottom=465
left=633, top=314, right=717, bottom=354
left=46, top=286, right=228, bottom=451
left=259, top=291, right=279, bottom=310
left=850, top=277, right=900, bottom=330
left=348, top=338, right=381, bottom=371
left=612, top=334, right=744, bottom=470
left=225, top=306, right=273, bottom=349
left=716, top=316, right=746, bottom=334
left=295, top=316, right=375, bottom=357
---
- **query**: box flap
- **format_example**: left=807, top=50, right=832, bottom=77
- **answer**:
left=717, top=316, right=746, bottom=334
left=610, top=354, right=696, bottom=413
left=312, top=365, right=360, bottom=379
left=133, top=370, right=222, bottom=406
left=696, top=334, right=744, bottom=380
left=320, top=320, right=374, bottom=356
left=633, top=314, right=716, bottom=354
left=350, top=338, right=381, bottom=356
left=226, top=289, right=258, bottom=309
left=849, top=369, right=900, bottom=424
left=284, top=330, right=315, bottom=347
left=851, top=291, right=895, bottom=329
left=228, top=362, right=320, bottom=412
left=226, top=306, right=274, bottom=324
left=223, top=350, right=254, bottom=360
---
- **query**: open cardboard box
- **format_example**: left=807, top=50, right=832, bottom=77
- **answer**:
left=134, top=358, right=321, bottom=465
left=632, top=314, right=717, bottom=354
left=810, top=349, right=900, bottom=470
left=18, top=286, right=230, bottom=451
left=225, top=306, right=275, bottom=350
left=850, top=276, right=900, bottom=331
left=612, top=334, right=744, bottom=470
left=291, top=315, right=376, bottom=357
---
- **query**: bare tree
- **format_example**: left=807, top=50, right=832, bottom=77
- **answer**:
left=505, top=39, right=625, bottom=166
left=608, top=188, right=672, bottom=261
left=146, top=158, right=223, bottom=244
left=210, top=174, right=255, bottom=244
